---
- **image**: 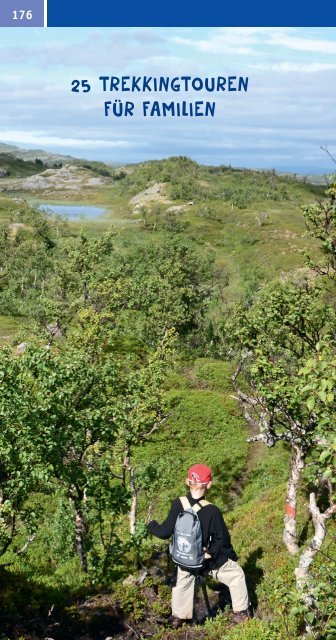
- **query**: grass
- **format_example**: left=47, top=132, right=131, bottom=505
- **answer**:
left=0, top=153, right=46, bottom=179
left=127, top=359, right=250, bottom=574
left=0, top=315, right=21, bottom=339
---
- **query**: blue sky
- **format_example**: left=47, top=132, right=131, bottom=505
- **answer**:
left=0, top=27, right=336, bottom=172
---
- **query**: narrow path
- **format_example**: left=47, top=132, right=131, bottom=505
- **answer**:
left=229, top=438, right=264, bottom=504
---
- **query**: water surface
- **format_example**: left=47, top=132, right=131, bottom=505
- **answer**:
left=38, top=204, right=106, bottom=220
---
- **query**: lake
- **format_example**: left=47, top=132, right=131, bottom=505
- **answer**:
left=38, top=204, right=106, bottom=220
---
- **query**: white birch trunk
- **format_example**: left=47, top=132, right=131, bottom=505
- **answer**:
left=295, top=493, right=336, bottom=636
left=283, top=444, right=305, bottom=555
left=129, top=467, right=137, bottom=536
left=72, top=501, right=88, bottom=572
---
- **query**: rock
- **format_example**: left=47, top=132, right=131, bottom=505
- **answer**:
left=122, top=574, right=136, bottom=586
left=7, top=223, right=26, bottom=238
left=12, top=198, right=26, bottom=204
left=15, top=342, right=28, bottom=354
left=148, top=566, right=163, bottom=576
left=166, top=205, right=188, bottom=213
left=135, top=569, right=148, bottom=585
left=0, top=164, right=109, bottom=194
left=47, top=322, right=63, bottom=338
left=129, top=182, right=172, bottom=207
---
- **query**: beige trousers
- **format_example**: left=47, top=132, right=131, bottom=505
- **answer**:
left=172, top=558, right=249, bottom=619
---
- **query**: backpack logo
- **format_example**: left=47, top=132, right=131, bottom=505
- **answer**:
left=177, top=535, right=191, bottom=553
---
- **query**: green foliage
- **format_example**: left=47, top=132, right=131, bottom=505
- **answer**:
left=240, top=444, right=289, bottom=504
left=41, top=492, right=76, bottom=566
left=170, top=176, right=199, bottom=200
left=0, top=325, right=174, bottom=573
left=80, top=160, right=114, bottom=177
left=115, top=583, right=148, bottom=621
left=134, top=383, right=248, bottom=522
left=0, top=206, right=58, bottom=317
left=204, top=615, right=283, bottom=640
left=115, top=157, right=318, bottom=209
left=0, top=346, right=49, bottom=558
left=0, top=152, right=46, bottom=178
left=114, top=157, right=200, bottom=196
left=303, top=177, right=336, bottom=276
left=194, top=359, right=234, bottom=393
left=0, top=156, right=334, bottom=637
left=298, top=343, right=336, bottom=496
left=221, top=231, right=336, bottom=635
left=32, top=226, right=116, bottom=337
left=107, top=237, right=214, bottom=347
left=0, top=314, right=20, bottom=338
left=224, top=279, right=335, bottom=448
left=270, top=553, right=336, bottom=640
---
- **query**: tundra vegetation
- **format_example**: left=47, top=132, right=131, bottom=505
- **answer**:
left=0, top=153, right=335, bottom=640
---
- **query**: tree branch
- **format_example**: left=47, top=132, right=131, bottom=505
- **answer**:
left=0, top=533, right=36, bottom=567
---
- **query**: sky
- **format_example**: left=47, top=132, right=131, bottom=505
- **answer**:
left=0, top=27, right=336, bottom=173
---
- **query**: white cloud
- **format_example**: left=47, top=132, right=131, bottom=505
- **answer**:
left=251, top=62, right=336, bottom=73
left=268, top=32, right=336, bottom=55
left=171, top=28, right=290, bottom=55
left=172, top=36, right=253, bottom=55
left=171, top=27, right=336, bottom=60
left=0, top=29, right=166, bottom=71
left=0, top=130, right=132, bottom=148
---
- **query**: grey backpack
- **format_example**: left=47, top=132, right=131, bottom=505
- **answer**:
left=169, top=496, right=210, bottom=571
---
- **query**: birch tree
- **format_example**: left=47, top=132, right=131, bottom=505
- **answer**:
left=303, top=177, right=336, bottom=278
left=226, top=280, right=334, bottom=554
left=0, top=347, right=49, bottom=563
left=0, top=325, right=173, bottom=573
left=292, top=344, right=336, bottom=634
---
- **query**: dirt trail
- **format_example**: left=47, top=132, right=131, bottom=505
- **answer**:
left=229, top=438, right=264, bottom=503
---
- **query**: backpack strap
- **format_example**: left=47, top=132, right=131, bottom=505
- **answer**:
left=179, top=497, right=211, bottom=512
left=194, top=499, right=211, bottom=512
left=192, top=503, right=202, bottom=513
left=180, top=496, right=191, bottom=511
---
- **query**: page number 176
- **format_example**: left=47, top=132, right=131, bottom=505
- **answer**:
left=13, top=10, right=33, bottom=19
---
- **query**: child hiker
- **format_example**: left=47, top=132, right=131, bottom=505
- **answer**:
left=147, top=463, right=250, bottom=628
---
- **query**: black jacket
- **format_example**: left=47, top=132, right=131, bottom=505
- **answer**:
left=147, top=492, right=237, bottom=569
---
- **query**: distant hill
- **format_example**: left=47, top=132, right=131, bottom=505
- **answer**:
left=0, top=142, right=329, bottom=184
left=0, top=142, right=75, bottom=166
left=0, top=152, right=48, bottom=179
left=276, top=170, right=330, bottom=186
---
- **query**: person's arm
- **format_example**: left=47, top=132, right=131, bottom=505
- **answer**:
left=147, top=498, right=182, bottom=539
left=208, top=508, right=238, bottom=563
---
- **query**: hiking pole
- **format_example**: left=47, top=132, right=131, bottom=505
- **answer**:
left=198, top=574, right=212, bottom=617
